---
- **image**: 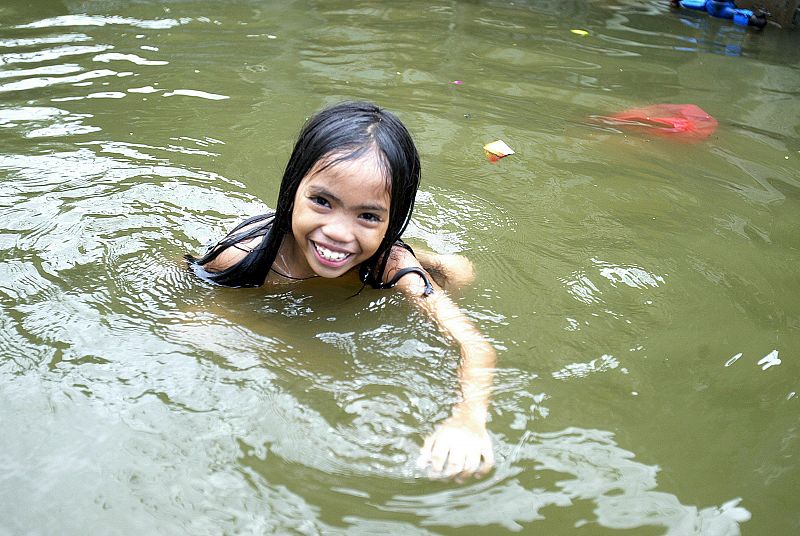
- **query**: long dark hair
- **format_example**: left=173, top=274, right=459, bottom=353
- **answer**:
left=187, top=101, right=421, bottom=288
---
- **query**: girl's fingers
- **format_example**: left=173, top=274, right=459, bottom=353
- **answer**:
left=418, top=428, right=495, bottom=479
left=430, top=436, right=452, bottom=473
left=474, top=446, right=495, bottom=478
left=444, top=444, right=467, bottom=476
left=462, top=449, right=482, bottom=475
left=482, top=444, right=495, bottom=467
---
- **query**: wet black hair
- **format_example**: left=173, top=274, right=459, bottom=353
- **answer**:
left=187, top=101, right=421, bottom=289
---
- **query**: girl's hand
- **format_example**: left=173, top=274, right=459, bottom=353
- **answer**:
left=417, top=413, right=494, bottom=479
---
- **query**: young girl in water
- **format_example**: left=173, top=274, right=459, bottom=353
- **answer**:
left=187, top=101, right=495, bottom=478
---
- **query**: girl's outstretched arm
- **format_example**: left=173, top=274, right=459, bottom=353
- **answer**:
left=386, top=247, right=496, bottom=478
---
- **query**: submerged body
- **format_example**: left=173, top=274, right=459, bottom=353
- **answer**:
left=189, top=102, right=496, bottom=478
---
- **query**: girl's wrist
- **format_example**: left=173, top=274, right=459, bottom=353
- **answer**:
left=452, top=402, right=488, bottom=426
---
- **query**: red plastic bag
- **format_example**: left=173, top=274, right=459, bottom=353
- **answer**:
left=594, top=104, right=717, bottom=142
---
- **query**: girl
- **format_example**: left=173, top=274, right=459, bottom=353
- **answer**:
left=187, top=101, right=496, bottom=478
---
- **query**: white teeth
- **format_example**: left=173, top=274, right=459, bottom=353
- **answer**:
left=314, top=243, right=349, bottom=262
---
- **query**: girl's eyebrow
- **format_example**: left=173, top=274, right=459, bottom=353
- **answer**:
left=308, top=185, right=388, bottom=213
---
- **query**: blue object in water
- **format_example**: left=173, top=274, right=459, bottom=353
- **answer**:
left=675, top=0, right=768, bottom=28
left=706, top=0, right=736, bottom=18
left=733, top=9, right=754, bottom=26
left=679, top=0, right=707, bottom=9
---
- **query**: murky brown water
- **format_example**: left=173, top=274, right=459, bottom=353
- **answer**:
left=1, top=1, right=799, bottom=534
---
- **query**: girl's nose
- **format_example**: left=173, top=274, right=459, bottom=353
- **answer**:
left=321, top=218, right=354, bottom=244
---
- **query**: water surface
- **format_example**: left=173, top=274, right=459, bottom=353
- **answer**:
left=1, top=1, right=799, bottom=534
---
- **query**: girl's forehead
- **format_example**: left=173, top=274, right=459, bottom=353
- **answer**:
left=316, top=149, right=384, bottom=173
left=305, top=153, right=391, bottom=192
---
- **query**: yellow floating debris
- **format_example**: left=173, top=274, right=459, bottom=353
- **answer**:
left=570, top=29, right=589, bottom=36
left=483, top=140, right=515, bottom=162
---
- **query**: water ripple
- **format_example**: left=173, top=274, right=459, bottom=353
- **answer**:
left=408, top=186, right=514, bottom=255
left=0, top=63, right=82, bottom=79
left=15, top=15, right=191, bottom=30
left=0, top=2, right=796, bottom=533
left=0, top=314, right=54, bottom=374
left=93, top=52, right=168, bottom=66
left=0, top=68, right=116, bottom=93
left=0, top=44, right=112, bottom=65
left=0, top=34, right=92, bottom=48
left=163, top=89, right=229, bottom=100
left=384, top=427, right=749, bottom=534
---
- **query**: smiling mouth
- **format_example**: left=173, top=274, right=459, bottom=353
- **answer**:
left=312, top=241, right=353, bottom=265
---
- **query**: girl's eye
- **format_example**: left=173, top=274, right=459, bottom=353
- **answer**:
left=359, top=212, right=381, bottom=223
left=310, top=196, right=330, bottom=207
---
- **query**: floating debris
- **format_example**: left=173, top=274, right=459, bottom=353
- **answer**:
left=757, top=349, right=781, bottom=370
left=483, top=139, right=514, bottom=162
left=724, top=352, right=743, bottom=367
left=571, top=29, right=589, bottom=36
left=592, top=104, right=717, bottom=142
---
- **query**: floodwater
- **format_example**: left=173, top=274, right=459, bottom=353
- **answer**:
left=1, top=1, right=798, bottom=534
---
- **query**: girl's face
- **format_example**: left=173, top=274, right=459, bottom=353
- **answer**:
left=288, top=153, right=391, bottom=278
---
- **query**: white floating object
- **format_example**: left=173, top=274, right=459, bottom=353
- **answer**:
left=757, top=350, right=781, bottom=370
left=483, top=139, right=514, bottom=162
left=724, top=352, right=742, bottom=367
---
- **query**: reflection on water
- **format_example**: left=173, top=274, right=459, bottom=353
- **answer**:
left=389, top=429, right=751, bottom=533
left=2, top=0, right=799, bottom=534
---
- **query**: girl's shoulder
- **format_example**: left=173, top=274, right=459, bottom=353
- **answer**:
left=385, top=241, right=423, bottom=272
left=202, top=214, right=272, bottom=273
left=203, top=233, right=263, bottom=273
left=380, top=242, right=434, bottom=296
left=387, top=243, right=476, bottom=291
